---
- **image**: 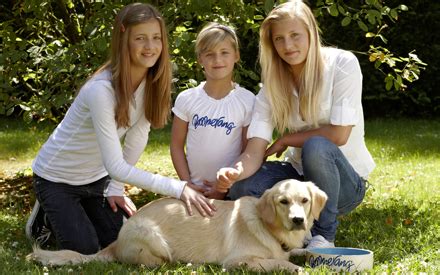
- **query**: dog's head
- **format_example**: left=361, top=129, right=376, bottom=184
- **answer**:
left=256, top=179, right=328, bottom=232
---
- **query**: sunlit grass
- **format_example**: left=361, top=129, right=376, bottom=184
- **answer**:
left=0, top=117, right=439, bottom=273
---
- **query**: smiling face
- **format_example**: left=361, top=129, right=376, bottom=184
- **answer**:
left=128, top=19, right=163, bottom=76
left=197, top=38, right=239, bottom=82
left=271, top=17, right=310, bottom=74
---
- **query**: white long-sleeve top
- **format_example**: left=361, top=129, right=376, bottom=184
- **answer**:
left=32, top=70, right=186, bottom=198
left=248, top=47, right=375, bottom=179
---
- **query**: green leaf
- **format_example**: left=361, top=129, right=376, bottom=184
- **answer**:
left=357, top=20, right=369, bottom=32
left=6, top=107, right=14, bottom=116
left=264, top=0, right=274, bottom=14
left=338, top=5, right=346, bottom=15
left=365, top=32, right=375, bottom=38
left=341, top=17, right=351, bottom=27
left=328, top=5, right=339, bottom=17
left=390, top=9, right=398, bottom=20
left=385, top=78, right=393, bottom=91
left=399, top=5, right=408, bottom=11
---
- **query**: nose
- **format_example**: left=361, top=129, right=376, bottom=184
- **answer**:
left=143, top=39, right=153, bottom=49
left=292, top=217, right=304, bottom=225
left=284, top=37, right=294, bottom=49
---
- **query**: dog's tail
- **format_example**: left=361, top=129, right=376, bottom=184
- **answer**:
left=26, top=242, right=117, bottom=266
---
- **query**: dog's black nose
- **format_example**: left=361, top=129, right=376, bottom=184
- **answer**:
left=292, top=217, right=304, bottom=225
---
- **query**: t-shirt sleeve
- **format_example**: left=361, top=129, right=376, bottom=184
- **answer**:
left=172, top=91, right=190, bottom=122
left=330, top=51, right=363, bottom=126
left=243, top=90, right=256, bottom=127
left=85, top=83, right=186, bottom=198
left=247, top=88, right=274, bottom=142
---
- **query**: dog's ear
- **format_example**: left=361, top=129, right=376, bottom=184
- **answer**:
left=256, top=189, right=277, bottom=226
left=306, top=181, right=328, bottom=220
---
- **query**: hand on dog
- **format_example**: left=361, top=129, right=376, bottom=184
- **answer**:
left=202, top=181, right=227, bottom=199
left=107, top=196, right=137, bottom=217
left=216, top=162, right=243, bottom=193
left=180, top=185, right=216, bottom=217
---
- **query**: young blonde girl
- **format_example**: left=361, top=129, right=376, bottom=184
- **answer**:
left=26, top=3, right=214, bottom=254
left=216, top=0, right=375, bottom=250
left=170, top=23, right=255, bottom=199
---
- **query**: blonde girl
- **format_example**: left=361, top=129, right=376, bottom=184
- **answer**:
left=26, top=3, right=215, bottom=254
left=216, top=0, right=375, bottom=250
left=170, top=23, right=255, bottom=199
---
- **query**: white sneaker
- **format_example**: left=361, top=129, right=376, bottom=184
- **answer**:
left=306, top=235, right=335, bottom=249
left=303, top=230, right=312, bottom=246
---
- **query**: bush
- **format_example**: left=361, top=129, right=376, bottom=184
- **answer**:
left=0, top=0, right=436, bottom=123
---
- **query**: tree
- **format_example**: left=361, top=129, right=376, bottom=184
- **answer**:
left=0, top=0, right=432, bottom=123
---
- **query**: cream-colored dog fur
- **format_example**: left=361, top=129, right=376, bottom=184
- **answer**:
left=28, top=179, right=327, bottom=272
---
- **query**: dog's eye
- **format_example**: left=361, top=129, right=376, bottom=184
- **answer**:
left=280, top=199, right=288, bottom=205
left=302, top=198, right=309, bottom=204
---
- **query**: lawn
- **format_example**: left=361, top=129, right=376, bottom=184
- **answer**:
left=0, top=117, right=439, bottom=274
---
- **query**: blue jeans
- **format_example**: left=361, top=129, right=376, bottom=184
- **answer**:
left=227, top=136, right=366, bottom=242
left=33, top=174, right=125, bottom=254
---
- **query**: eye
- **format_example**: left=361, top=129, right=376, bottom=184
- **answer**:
left=302, top=198, right=309, bottom=204
left=274, top=36, right=283, bottom=42
left=154, top=36, right=162, bottom=40
left=280, top=199, right=288, bottom=205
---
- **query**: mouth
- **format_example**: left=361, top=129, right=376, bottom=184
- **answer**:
left=289, top=222, right=306, bottom=231
left=142, top=53, right=155, bottom=58
left=285, top=51, right=299, bottom=56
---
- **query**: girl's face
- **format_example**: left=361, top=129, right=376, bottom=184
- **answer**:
left=271, top=18, right=310, bottom=73
left=198, top=39, right=239, bottom=82
left=128, top=19, right=163, bottom=74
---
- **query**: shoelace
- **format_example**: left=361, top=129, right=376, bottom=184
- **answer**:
left=35, top=226, right=52, bottom=245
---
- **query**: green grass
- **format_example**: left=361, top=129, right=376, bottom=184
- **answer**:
left=0, top=117, right=439, bottom=273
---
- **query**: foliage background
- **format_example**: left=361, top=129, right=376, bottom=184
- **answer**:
left=0, top=0, right=438, bottom=124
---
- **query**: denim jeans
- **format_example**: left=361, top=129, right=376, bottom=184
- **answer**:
left=227, top=136, right=366, bottom=242
left=33, top=174, right=125, bottom=254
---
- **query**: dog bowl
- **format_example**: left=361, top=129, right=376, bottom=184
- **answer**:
left=306, top=247, right=373, bottom=272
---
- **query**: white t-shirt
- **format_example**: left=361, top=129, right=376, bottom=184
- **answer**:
left=248, top=47, right=375, bottom=179
left=172, top=82, right=255, bottom=185
left=32, top=70, right=186, bottom=198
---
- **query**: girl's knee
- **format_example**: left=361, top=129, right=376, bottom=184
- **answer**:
left=302, top=136, right=337, bottom=162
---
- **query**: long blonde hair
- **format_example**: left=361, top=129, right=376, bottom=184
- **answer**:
left=97, top=3, right=172, bottom=129
left=259, top=0, right=323, bottom=133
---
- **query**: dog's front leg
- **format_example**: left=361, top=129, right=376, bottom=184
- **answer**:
left=224, top=257, right=300, bottom=272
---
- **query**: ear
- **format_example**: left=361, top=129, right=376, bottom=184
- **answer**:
left=256, top=189, right=276, bottom=226
left=235, top=50, right=240, bottom=63
left=306, top=181, right=328, bottom=220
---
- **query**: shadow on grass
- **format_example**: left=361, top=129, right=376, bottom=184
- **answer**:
left=337, top=200, right=440, bottom=265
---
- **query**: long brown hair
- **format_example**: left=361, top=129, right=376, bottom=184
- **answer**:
left=259, top=0, right=323, bottom=133
left=98, top=3, right=172, bottom=129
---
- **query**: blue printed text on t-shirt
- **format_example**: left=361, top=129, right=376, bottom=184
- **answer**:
left=192, top=114, right=236, bottom=135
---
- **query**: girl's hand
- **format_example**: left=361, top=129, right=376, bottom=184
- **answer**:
left=265, top=138, right=288, bottom=158
left=180, top=185, right=216, bottom=217
left=215, top=162, right=243, bottom=193
left=202, top=180, right=227, bottom=199
left=107, top=196, right=137, bottom=217
left=187, top=181, right=210, bottom=194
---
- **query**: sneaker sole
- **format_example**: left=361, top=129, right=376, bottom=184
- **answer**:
left=25, top=200, right=40, bottom=241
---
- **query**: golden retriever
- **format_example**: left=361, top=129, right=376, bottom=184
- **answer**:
left=28, top=179, right=327, bottom=272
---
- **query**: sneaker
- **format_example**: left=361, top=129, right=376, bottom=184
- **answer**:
left=303, top=230, right=312, bottom=246
left=25, top=200, right=53, bottom=246
left=305, top=235, right=335, bottom=249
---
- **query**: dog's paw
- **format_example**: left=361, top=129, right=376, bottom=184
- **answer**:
left=289, top=248, right=307, bottom=256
